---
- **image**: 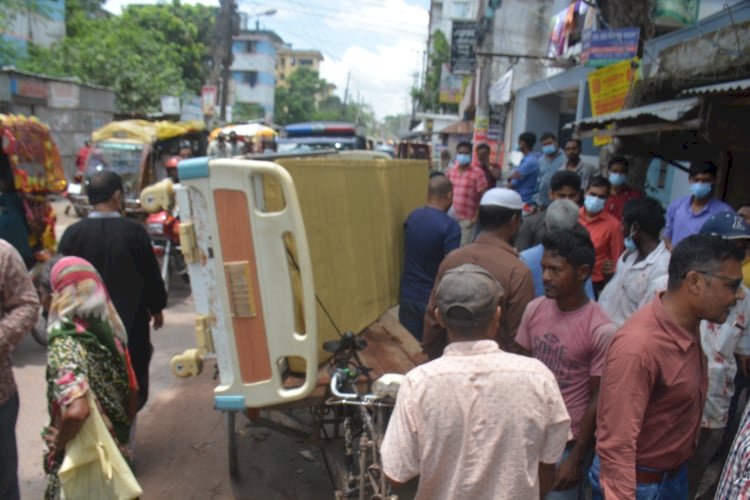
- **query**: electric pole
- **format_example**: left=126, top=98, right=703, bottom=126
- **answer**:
left=473, top=0, right=495, bottom=151
left=219, top=0, right=238, bottom=122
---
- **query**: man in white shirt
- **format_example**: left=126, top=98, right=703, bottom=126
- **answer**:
left=381, top=263, right=570, bottom=500
left=599, top=197, right=670, bottom=328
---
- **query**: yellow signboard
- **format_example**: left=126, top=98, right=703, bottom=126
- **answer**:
left=587, top=58, right=640, bottom=146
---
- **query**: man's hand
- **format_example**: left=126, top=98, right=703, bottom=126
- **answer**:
left=152, top=311, right=164, bottom=330
left=552, top=455, right=582, bottom=491
left=602, top=259, right=615, bottom=276
left=738, top=354, right=750, bottom=378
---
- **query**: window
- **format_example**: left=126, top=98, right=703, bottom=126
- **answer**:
left=299, top=58, right=313, bottom=66
left=234, top=71, right=258, bottom=87
left=451, top=0, right=470, bottom=19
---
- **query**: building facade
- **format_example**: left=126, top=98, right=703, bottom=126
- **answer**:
left=276, top=46, right=324, bottom=84
left=0, top=69, right=116, bottom=178
left=230, top=30, right=283, bottom=122
left=2, top=0, right=66, bottom=63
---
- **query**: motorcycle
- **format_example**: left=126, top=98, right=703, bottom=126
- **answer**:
left=146, top=207, right=187, bottom=293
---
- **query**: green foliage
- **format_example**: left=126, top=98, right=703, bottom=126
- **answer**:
left=18, top=0, right=216, bottom=114
left=233, top=102, right=265, bottom=122
left=419, top=29, right=451, bottom=113
left=0, top=0, right=50, bottom=65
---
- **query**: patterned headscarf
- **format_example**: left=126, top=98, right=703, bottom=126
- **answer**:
left=48, top=256, right=128, bottom=357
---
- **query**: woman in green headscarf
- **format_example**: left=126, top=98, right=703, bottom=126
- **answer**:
left=41, top=256, right=138, bottom=499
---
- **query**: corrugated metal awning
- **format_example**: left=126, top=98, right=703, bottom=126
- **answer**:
left=570, top=97, right=702, bottom=139
left=680, top=78, right=750, bottom=97
left=438, top=120, right=473, bottom=135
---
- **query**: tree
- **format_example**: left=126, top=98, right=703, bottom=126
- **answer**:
left=0, top=0, right=51, bottom=65
left=233, top=103, right=265, bottom=122
left=20, top=18, right=186, bottom=113
left=274, top=67, right=326, bottom=124
left=419, top=29, right=453, bottom=113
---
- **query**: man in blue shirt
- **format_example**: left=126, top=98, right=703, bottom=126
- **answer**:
left=399, top=175, right=461, bottom=340
left=520, top=199, right=595, bottom=299
left=508, top=131, right=540, bottom=205
left=664, top=161, right=732, bottom=249
left=536, top=132, right=566, bottom=209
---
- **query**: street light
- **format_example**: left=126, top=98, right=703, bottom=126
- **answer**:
left=252, top=8, right=277, bottom=30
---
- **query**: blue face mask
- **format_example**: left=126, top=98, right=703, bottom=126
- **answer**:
left=624, top=237, right=637, bottom=252
left=689, top=182, right=712, bottom=199
left=456, top=153, right=471, bottom=166
left=609, top=172, right=627, bottom=187
left=542, top=144, right=557, bottom=155
left=584, top=194, right=605, bottom=214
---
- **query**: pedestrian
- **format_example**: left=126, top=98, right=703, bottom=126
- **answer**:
left=519, top=199, right=595, bottom=299
left=398, top=175, right=460, bottom=340
left=422, top=188, right=534, bottom=358
left=536, top=132, right=566, bottom=209
left=382, top=264, right=571, bottom=499
left=474, top=142, right=501, bottom=188
left=207, top=132, right=231, bottom=158
left=445, top=141, right=488, bottom=245
left=641, top=211, right=750, bottom=497
left=517, top=170, right=582, bottom=251
left=591, top=234, right=745, bottom=499
left=0, top=170, right=33, bottom=268
left=517, top=230, right=615, bottom=500
left=74, top=140, right=92, bottom=177
left=228, top=131, right=241, bottom=156
left=663, top=161, right=732, bottom=249
left=604, top=156, right=641, bottom=221
left=57, top=171, right=166, bottom=411
left=507, top=131, right=540, bottom=205
left=598, top=197, right=670, bottom=328
left=563, top=139, right=598, bottom=192
left=41, top=256, right=140, bottom=499
left=716, top=393, right=750, bottom=499
left=0, top=239, right=40, bottom=500
left=738, top=202, right=750, bottom=287
left=578, top=176, right=623, bottom=297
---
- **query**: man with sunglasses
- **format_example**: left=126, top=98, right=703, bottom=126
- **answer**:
left=592, top=233, right=745, bottom=499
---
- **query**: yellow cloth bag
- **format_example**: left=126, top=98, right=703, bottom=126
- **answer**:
left=58, top=392, right=142, bottom=500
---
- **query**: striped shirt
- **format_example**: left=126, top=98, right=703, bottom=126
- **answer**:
left=716, top=401, right=750, bottom=499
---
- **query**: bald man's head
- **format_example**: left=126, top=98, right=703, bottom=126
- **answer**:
left=427, top=174, right=453, bottom=212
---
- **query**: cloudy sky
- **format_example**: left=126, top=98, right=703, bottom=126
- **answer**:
left=104, top=0, right=430, bottom=119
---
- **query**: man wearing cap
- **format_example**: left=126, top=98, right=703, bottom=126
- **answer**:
left=382, top=264, right=571, bottom=499
left=422, top=188, right=534, bottom=359
left=58, top=171, right=166, bottom=410
left=640, top=211, right=750, bottom=497
left=592, top=234, right=745, bottom=499
left=517, top=230, right=616, bottom=500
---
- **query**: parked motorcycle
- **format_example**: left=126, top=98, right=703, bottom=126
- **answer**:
left=146, top=207, right=187, bottom=293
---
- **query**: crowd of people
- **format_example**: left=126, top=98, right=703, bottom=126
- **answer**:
left=1, top=171, right=165, bottom=499
left=394, top=135, right=750, bottom=499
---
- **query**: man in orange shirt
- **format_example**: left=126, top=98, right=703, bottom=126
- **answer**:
left=579, top=176, right=623, bottom=297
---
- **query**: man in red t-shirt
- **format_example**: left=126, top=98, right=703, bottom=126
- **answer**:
left=446, top=141, right=488, bottom=245
left=579, top=176, right=623, bottom=297
left=605, top=156, right=641, bottom=221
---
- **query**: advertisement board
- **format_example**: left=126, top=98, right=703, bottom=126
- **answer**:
left=587, top=58, right=640, bottom=146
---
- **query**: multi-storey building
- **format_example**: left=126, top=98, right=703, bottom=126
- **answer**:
left=230, top=29, right=284, bottom=122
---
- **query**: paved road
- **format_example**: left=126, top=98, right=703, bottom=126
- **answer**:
left=14, top=201, right=335, bottom=499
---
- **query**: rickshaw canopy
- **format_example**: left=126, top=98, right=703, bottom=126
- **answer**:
left=92, top=119, right=206, bottom=144
left=209, top=123, right=277, bottom=141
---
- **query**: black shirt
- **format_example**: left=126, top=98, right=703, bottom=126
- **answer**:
left=57, top=216, right=167, bottom=346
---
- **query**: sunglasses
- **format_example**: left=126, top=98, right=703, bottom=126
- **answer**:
left=695, top=270, right=744, bottom=293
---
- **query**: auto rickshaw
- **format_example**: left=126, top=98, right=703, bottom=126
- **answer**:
left=0, top=114, right=67, bottom=256
left=69, top=119, right=207, bottom=217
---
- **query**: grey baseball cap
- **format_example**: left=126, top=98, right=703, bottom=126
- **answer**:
left=436, top=263, right=504, bottom=328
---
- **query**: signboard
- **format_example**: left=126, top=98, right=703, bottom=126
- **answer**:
left=581, top=28, right=640, bottom=67
left=11, top=77, right=47, bottom=100
left=487, top=104, right=509, bottom=166
left=48, top=82, right=80, bottom=108
left=161, top=95, right=181, bottom=115
left=181, top=95, right=203, bottom=122
left=201, top=85, right=218, bottom=116
left=587, top=58, right=640, bottom=146
left=653, top=0, right=700, bottom=28
left=439, top=64, right=470, bottom=104
left=450, top=21, right=478, bottom=75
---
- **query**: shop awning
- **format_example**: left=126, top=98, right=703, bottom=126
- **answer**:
left=571, top=97, right=701, bottom=139
left=680, top=78, right=750, bottom=97
left=438, top=120, right=474, bottom=135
